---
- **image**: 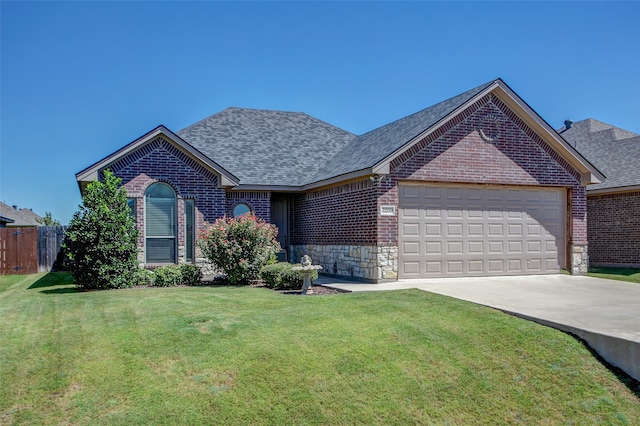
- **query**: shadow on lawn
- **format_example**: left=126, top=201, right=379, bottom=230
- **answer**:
left=39, top=287, right=82, bottom=294
left=28, top=272, right=75, bottom=290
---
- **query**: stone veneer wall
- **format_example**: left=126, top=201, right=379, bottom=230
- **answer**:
left=292, top=244, right=398, bottom=282
left=587, top=191, right=640, bottom=268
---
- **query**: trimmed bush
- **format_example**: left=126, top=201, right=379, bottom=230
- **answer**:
left=198, top=214, right=280, bottom=284
left=63, top=170, right=139, bottom=290
left=134, top=268, right=155, bottom=287
left=153, top=265, right=183, bottom=287
left=260, top=263, right=290, bottom=289
left=179, top=264, right=203, bottom=286
left=260, top=262, right=319, bottom=290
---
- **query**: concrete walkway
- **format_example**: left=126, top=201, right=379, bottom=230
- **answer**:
left=317, top=274, right=640, bottom=382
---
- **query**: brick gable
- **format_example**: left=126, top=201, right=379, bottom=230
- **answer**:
left=107, top=136, right=226, bottom=257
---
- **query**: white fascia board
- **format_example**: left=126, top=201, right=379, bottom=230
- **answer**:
left=491, top=83, right=605, bottom=185
left=75, top=126, right=240, bottom=188
left=587, top=184, right=640, bottom=196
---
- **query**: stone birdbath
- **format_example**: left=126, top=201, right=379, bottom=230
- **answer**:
left=292, top=255, right=323, bottom=295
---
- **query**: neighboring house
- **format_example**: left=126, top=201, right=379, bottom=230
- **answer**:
left=0, top=202, right=42, bottom=227
left=0, top=215, right=15, bottom=228
left=560, top=119, right=640, bottom=268
left=76, top=79, right=603, bottom=282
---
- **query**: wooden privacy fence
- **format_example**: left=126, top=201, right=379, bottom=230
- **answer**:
left=0, top=226, right=68, bottom=275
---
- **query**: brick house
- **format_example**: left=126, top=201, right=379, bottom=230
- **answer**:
left=560, top=119, right=640, bottom=268
left=76, top=79, right=603, bottom=281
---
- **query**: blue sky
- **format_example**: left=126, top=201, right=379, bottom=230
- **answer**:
left=1, top=1, right=638, bottom=224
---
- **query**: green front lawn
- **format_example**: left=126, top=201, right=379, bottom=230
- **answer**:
left=1, top=273, right=638, bottom=424
left=588, top=267, right=640, bottom=284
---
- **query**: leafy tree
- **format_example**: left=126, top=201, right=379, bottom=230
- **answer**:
left=37, top=211, right=61, bottom=226
left=63, top=170, right=139, bottom=289
left=198, top=214, right=280, bottom=284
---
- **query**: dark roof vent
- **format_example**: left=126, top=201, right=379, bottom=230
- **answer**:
left=564, top=120, right=573, bottom=130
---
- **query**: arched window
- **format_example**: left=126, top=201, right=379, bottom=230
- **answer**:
left=233, top=203, right=251, bottom=217
left=145, top=182, right=176, bottom=263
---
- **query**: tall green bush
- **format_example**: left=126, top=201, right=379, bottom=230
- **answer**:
left=198, top=214, right=280, bottom=284
left=63, top=170, right=139, bottom=290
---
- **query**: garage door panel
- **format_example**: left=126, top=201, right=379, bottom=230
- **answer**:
left=468, top=260, right=484, bottom=273
left=401, top=185, right=420, bottom=199
left=425, top=208, right=441, bottom=218
left=508, top=224, right=523, bottom=236
left=446, top=223, right=463, bottom=236
left=468, top=224, right=483, bottom=236
left=426, top=224, right=442, bottom=236
left=399, top=184, right=566, bottom=278
left=488, top=224, right=503, bottom=236
left=402, top=241, right=420, bottom=255
left=447, top=261, right=463, bottom=273
left=425, top=241, right=441, bottom=254
left=508, top=241, right=523, bottom=253
left=446, top=241, right=463, bottom=254
left=468, top=241, right=483, bottom=253
left=425, top=261, right=442, bottom=273
left=425, top=187, right=442, bottom=199
left=445, top=188, right=463, bottom=200
left=401, top=223, right=420, bottom=237
left=508, top=259, right=523, bottom=272
left=526, top=258, right=542, bottom=272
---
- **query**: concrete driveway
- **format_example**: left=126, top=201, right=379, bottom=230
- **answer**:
left=318, top=274, right=640, bottom=382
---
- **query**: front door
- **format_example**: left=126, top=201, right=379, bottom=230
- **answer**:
left=271, top=194, right=289, bottom=262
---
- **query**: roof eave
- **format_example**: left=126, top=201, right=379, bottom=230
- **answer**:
left=587, top=184, right=640, bottom=196
left=302, top=168, right=373, bottom=191
left=231, top=184, right=303, bottom=192
left=75, top=126, right=240, bottom=193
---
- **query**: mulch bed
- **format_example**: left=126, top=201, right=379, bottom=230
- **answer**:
left=278, top=285, right=349, bottom=295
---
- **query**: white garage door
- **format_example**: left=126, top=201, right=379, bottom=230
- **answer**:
left=399, top=184, right=566, bottom=278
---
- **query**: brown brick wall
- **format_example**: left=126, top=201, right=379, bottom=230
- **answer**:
left=292, top=179, right=377, bottom=245
left=225, top=191, right=271, bottom=222
left=587, top=191, right=640, bottom=266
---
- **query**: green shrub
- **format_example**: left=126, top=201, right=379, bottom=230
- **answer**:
left=153, top=265, right=183, bottom=287
left=260, top=262, right=318, bottom=290
left=63, top=170, right=139, bottom=290
left=180, top=263, right=203, bottom=286
left=260, top=263, right=290, bottom=289
left=134, top=268, right=155, bottom=287
left=198, top=214, right=280, bottom=284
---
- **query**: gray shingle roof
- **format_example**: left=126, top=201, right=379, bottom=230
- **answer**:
left=176, top=80, right=498, bottom=187
left=310, top=80, right=497, bottom=183
left=0, top=202, right=42, bottom=226
left=177, top=108, right=356, bottom=186
left=560, top=119, right=640, bottom=191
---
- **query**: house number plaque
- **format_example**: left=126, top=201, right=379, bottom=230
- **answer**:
left=380, top=205, right=397, bottom=216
